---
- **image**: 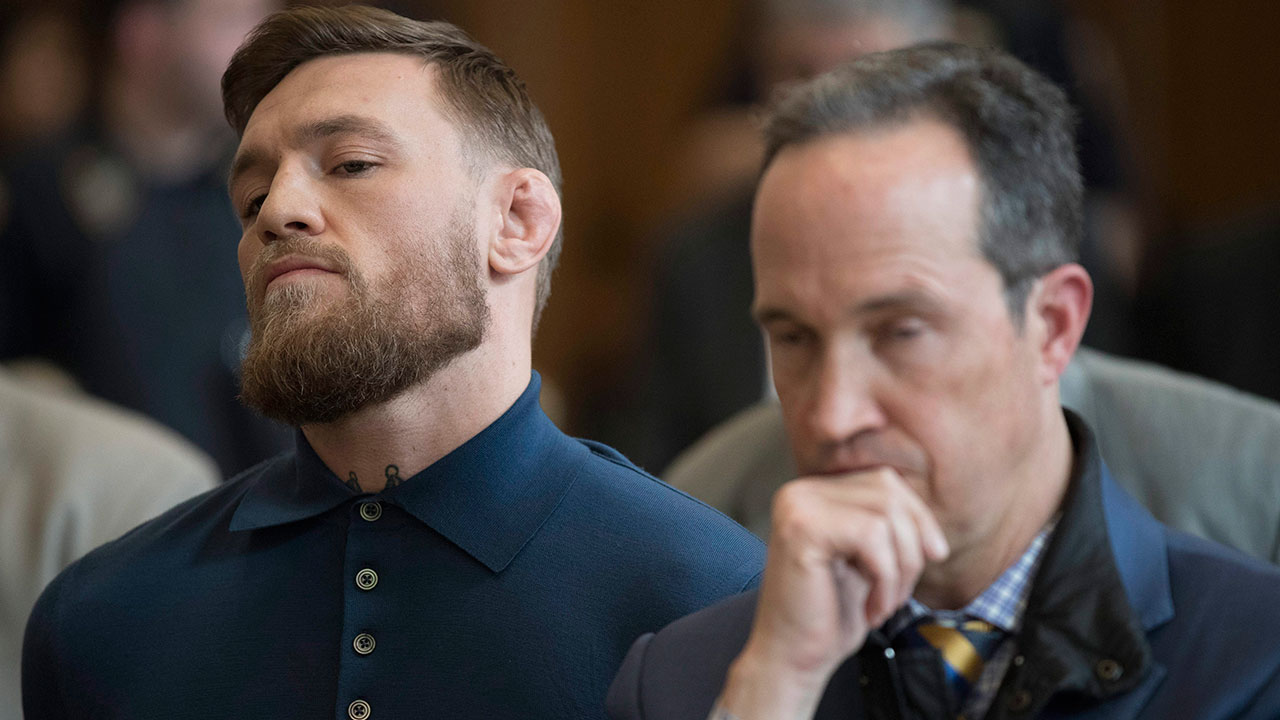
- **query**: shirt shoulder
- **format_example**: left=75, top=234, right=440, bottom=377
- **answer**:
left=562, top=437, right=766, bottom=589
left=32, top=453, right=289, bottom=608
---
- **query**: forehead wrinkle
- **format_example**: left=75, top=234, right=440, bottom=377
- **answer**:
left=292, top=114, right=405, bottom=150
left=854, top=288, right=947, bottom=316
left=754, top=249, right=961, bottom=327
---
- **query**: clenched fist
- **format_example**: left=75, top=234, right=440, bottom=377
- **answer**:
left=716, top=468, right=949, bottom=720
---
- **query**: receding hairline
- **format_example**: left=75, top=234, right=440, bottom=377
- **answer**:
left=226, top=54, right=453, bottom=187
left=230, top=48, right=462, bottom=134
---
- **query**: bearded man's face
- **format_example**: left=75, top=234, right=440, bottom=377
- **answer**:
left=238, top=218, right=489, bottom=426
left=228, top=54, right=496, bottom=426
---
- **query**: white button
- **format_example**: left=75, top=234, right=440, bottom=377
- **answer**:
left=359, top=502, right=382, bottom=522
left=348, top=699, right=371, bottom=719
left=355, top=568, right=378, bottom=591
left=353, top=633, right=376, bottom=656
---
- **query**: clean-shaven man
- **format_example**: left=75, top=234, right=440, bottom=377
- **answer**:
left=608, top=43, right=1280, bottom=720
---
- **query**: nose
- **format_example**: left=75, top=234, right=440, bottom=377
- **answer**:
left=803, top=343, right=886, bottom=449
left=255, top=164, right=325, bottom=244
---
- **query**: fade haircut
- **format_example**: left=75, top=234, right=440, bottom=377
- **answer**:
left=222, top=4, right=563, bottom=329
left=761, top=42, right=1082, bottom=320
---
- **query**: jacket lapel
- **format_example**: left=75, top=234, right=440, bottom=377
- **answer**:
left=988, top=416, right=1174, bottom=720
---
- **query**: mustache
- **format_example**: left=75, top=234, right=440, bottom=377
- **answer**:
left=246, top=236, right=355, bottom=302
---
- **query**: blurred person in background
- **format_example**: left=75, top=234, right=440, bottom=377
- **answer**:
left=22, top=6, right=764, bottom=719
left=626, top=0, right=951, bottom=473
left=0, top=366, right=218, bottom=720
left=0, top=3, right=89, bottom=150
left=0, top=0, right=288, bottom=476
left=1138, top=210, right=1280, bottom=406
left=621, top=0, right=1142, bottom=474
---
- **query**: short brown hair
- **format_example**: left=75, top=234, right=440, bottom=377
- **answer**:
left=222, top=4, right=563, bottom=328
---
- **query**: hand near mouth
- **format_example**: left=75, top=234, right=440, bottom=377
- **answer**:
left=716, top=467, right=949, bottom=720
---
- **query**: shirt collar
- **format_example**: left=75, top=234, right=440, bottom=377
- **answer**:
left=230, top=372, right=583, bottom=573
left=887, top=519, right=1058, bottom=639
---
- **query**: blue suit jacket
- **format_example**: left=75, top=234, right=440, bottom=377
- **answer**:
left=608, top=422, right=1280, bottom=719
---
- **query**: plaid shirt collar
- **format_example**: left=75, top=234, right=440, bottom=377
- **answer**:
left=885, top=517, right=1059, bottom=638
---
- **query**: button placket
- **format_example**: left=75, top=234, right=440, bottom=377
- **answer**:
left=341, top=502, right=390, bottom=720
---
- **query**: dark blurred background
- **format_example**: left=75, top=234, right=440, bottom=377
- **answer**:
left=2, top=0, right=1278, bottom=476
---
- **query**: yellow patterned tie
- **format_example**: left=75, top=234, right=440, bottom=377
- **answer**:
left=898, top=618, right=1004, bottom=718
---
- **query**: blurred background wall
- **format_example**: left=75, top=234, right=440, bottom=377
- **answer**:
left=447, top=0, right=1280, bottom=469
left=2, top=0, right=1278, bottom=474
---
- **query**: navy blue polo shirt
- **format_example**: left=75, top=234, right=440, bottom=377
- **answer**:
left=23, top=374, right=764, bottom=719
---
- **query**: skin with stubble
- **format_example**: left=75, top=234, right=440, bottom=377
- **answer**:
left=233, top=53, right=490, bottom=429
left=718, top=117, right=1091, bottom=719
left=239, top=213, right=489, bottom=427
left=227, top=52, right=561, bottom=494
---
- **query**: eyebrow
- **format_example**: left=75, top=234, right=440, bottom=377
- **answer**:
left=227, top=114, right=405, bottom=190
left=295, top=114, right=403, bottom=148
left=753, top=289, right=945, bottom=326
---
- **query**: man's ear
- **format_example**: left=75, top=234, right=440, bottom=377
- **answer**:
left=1029, top=263, right=1093, bottom=383
left=489, top=168, right=560, bottom=277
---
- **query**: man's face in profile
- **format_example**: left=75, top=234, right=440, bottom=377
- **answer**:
left=751, top=117, right=1046, bottom=555
left=228, top=52, right=490, bottom=425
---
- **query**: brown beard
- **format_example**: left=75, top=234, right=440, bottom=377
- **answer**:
left=239, top=220, right=489, bottom=426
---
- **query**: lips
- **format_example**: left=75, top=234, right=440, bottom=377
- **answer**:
left=262, top=255, right=341, bottom=289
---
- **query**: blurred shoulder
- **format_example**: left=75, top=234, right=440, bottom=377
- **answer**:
left=609, top=591, right=760, bottom=720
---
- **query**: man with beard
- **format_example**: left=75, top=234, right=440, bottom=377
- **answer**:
left=607, top=44, right=1280, bottom=720
left=22, top=6, right=764, bottom=719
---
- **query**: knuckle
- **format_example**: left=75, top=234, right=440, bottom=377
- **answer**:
left=771, top=482, right=808, bottom=518
left=770, top=482, right=819, bottom=543
left=861, top=544, right=897, bottom=585
left=900, top=546, right=924, bottom=575
left=863, top=514, right=891, bottom=542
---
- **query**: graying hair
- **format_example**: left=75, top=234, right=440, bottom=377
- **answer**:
left=761, top=42, right=1081, bottom=320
